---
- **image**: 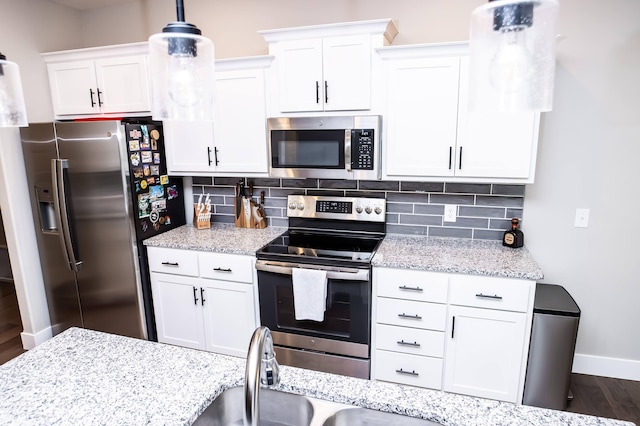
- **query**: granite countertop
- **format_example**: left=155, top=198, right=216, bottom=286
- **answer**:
left=0, top=328, right=632, bottom=426
left=372, top=234, right=544, bottom=281
left=143, top=223, right=286, bottom=255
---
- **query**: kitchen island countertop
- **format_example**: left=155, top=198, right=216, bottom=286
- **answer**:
left=143, top=223, right=285, bottom=255
left=0, top=328, right=632, bottom=426
left=372, top=234, right=544, bottom=280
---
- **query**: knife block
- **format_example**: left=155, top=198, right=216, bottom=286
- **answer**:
left=193, top=203, right=211, bottom=229
left=234, top=197, right=267, bottom=229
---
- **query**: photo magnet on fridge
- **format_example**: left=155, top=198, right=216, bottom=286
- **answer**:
left=141, top=151, right=152, bottom=164
left=129, top=140, right=140, bottom=151
left=150, top=165, right=160, bottom=176
left=133, top=167, right=143, bottom=179
left=153, top=152, right=161, bottom=164
left=148, top=185, right=164, bottom=200
left=137, top=194, right=150, bottom=218
left=143, top=165, right=150, bottom=176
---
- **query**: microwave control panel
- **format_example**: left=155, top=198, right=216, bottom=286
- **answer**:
left=351, top=129, right=374, bottom=170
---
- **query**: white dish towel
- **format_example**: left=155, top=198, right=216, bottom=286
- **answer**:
left=292, top=268, right=327, bottom=322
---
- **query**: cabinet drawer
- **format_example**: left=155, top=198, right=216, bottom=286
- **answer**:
left=198, top=252, right=254, bottom=283
left=375, top=268, right=448, bottom=303
left=449, top=275, right=532, bottom=312
left=374, top=349, right=443, bottom=390
left=376, top=323, right=444, bottom=358
left=147, top=247, right=199, bottom=277
left=376, top=297, right=447, bottom=331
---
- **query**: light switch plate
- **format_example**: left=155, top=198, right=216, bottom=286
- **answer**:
left=574, top=208, right=590, bottom=228
left=444, top=204, right=457, bottom=222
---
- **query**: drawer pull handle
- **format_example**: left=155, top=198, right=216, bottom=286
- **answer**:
left=475, top=293, right=503, bottom=300
left=397, top=340, right=421, bottom=348
left=161, top=261, right=179, bottom=266
left=193, top=286, right=199, bottom=305
left=399, top=285, right=423, bottom=292
left=395, top=368, right=419, bottom=376
left=214, top=267, right=232, bottom=272
left=398, top=313, right=422, bottom=320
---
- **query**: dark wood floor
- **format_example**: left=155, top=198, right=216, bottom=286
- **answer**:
left=0, top=281, right=638, bottom=424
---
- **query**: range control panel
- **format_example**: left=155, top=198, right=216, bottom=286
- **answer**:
left=351, top=129, right=374, bottom=170
left=287, top=195, right=386, bottom=223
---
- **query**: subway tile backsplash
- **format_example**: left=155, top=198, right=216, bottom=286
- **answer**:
left=193, top=178, right=526, bottom=241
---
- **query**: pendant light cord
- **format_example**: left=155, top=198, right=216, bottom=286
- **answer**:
left=176, top=0, right=185, bottom=22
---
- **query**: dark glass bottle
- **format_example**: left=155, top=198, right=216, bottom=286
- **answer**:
left=502, top=217, right=524, bottom=248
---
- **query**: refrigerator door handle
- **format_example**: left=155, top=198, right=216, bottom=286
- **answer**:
left=51, top=159, right=83, bottom=272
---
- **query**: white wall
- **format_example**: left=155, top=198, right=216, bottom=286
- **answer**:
left=0, top=0, right=83, bottom=122
left=8, top=0, right=640, bottom=378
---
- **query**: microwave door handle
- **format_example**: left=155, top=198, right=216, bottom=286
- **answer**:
left=345, top=130, right=352, bottom=172
left=51, top=159, right=82, bottom=272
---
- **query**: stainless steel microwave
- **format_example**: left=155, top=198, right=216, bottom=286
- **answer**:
left=267, top=115, right=382, bottom=180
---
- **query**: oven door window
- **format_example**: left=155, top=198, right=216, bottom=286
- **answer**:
left=258, top=270, right=370, bottom=345
left=270, top=130, right=346, bottom=169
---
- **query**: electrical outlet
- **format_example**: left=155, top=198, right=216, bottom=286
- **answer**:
left=444, top=204, right=457, bottom=222
left=574, top=208, right=590, bottom=228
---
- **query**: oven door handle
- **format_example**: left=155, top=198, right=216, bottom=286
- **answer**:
left=255, top=260, right=369, bottom=282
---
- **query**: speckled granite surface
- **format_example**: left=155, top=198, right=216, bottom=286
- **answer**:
left=372, top=234, right=544, bottom=280
left=143, top=223, right=285, bottom=255
left=0, top=328, right=632, bottom=426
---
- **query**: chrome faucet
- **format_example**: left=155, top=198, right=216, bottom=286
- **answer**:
left=244, top=326, right=280, bottom=426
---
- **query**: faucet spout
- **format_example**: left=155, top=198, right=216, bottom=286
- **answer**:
left=244, top=326, right=280, bottom=426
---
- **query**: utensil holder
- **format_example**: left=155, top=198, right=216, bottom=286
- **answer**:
left=193, top=203, right=211, bottom=229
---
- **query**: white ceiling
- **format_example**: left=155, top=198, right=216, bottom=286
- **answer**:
left=48, top=0, right=137, bottom=11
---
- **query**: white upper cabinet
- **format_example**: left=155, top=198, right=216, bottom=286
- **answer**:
left=261, top=19, right=397, bottom=116
left=275, top=35, right=372, bottom=112
left=379, top=43, right=540, bottom=183
left=163, top=56, right=273, bottom=177
left=43, top=43, right=151, bottom=118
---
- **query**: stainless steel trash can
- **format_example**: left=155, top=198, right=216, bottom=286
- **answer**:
left=522, top=283, right=580, bottom=410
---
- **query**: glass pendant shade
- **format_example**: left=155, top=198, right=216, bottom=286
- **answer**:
left=148, top=22, right=215, bottom=121
left=469, top=0, right=559, bottom=112
left=0, top=54, right=28, bottom=127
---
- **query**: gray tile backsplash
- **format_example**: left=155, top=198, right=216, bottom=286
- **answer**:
left=191, top=178, right=526, bottom=241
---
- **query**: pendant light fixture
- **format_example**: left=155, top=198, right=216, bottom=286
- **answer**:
left=0, top=52, right=28, bottom=127
left=148, top=0, right=215, bottom=121
left=468, top=0, right=559, bottom=112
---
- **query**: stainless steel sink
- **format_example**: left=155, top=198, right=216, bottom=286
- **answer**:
left=322, top=407, right=442, bottom=426
left=192, top=386, right=314, bottom=426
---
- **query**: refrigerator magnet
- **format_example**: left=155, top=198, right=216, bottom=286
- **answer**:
left=129, top=140, right=140, bottom=151
left=140, top=140, right=150, bottom=150
left=133, top=167, right=143, bottom=179
left=129, top=129, right=141, bottom=139
left=149, top=210, right=160, bottom=224
left=153, top=152, right=161, bottom=164
left=150, top=129, right=160, bottom=140
left=146, top=177, right=156, bottom=185
left=151, top=139, right=157, bottom=150
left=160, top=175, right=169, bottom=185
left=143, top=165, right=150, bottom=176
left=135, top=181, right=141, bottom=192
left=164, top=215, right=171, bottom=225
left=141, top=151, right=152, bottom=164
left=148, top=185, right=164, bottom=200
left=153, top=222, right=160, bottom=231
left=130, top=152, right=140, bottom=166
left=167, top=184, right=178, bottom=200
left=141, top=220, right=149, bottom=232
left=140, top=179, right=148, bottom=190
left=152, top=199, right=167, bottom=210
left=138, top=194, right=150, bottom=218
left=150, top=165, right=160, bottom=176
left=159, top=216, right=166, bottom=225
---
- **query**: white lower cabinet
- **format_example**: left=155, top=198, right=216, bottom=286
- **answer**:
left=373, top=267, right=535, bottom=404
left=443, top=306, right=527, bottom=403
left=372, top=268, right=448, bottom=391
left=148, top=247, right=257, bottom=357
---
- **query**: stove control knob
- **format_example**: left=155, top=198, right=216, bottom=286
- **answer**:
left=365, top=206, right=373, bottom=214
left=375, top=206, right=383, bottom=215
left=288, top=202, right=297, bottom=210
left=297, top=202, right=305, bottom=211
left=356, top=205, right=363, bottom=214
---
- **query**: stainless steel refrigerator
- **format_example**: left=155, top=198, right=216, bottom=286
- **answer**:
left=20, top=120, right=185, bottom=340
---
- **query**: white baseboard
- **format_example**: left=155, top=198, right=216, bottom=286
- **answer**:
left=572, top=353, right=640, bottom=381
left=20, top=327, right=53, bottom=350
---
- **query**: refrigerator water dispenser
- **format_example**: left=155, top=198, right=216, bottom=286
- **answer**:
left=35, top=186, right=57, bottom=233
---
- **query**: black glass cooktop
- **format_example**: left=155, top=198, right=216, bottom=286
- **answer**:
left=256, top=230, right=383, bottom=266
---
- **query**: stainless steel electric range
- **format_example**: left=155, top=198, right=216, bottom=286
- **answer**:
left=255, top=195, right=386, bottom=379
